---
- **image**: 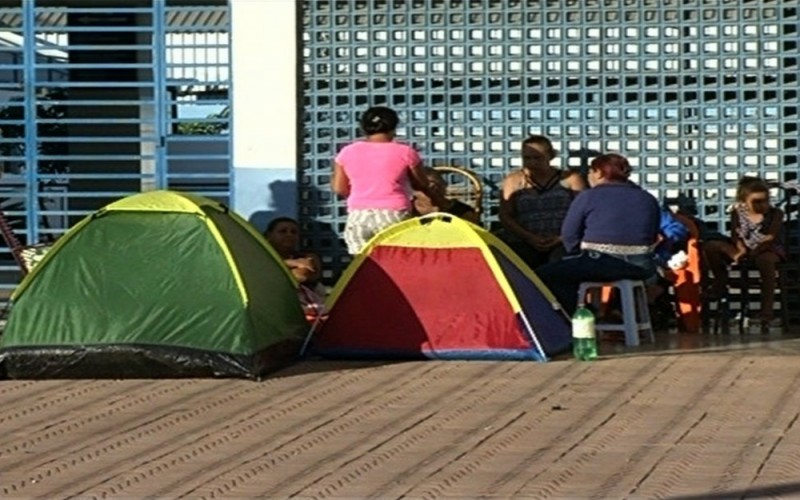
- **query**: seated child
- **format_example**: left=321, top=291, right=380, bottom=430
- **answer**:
left=412, top=167, right=481, bottom=225
left=703, top=176, right=785, bottom=328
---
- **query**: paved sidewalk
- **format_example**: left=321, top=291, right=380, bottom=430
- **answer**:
left=2, top=335, right=800, bottom=499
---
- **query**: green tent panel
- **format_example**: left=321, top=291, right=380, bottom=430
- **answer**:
left=0, top=190, right=307, bottom=379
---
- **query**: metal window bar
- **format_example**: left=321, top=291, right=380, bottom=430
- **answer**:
left=0, top=0, right=232, bottom=302
left=163, top=5, right=231, bottom=204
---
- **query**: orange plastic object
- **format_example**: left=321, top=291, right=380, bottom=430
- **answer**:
left=667, top=213, right=702, bottom=333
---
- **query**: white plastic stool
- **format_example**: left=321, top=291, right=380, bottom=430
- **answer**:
left=578, top=280, right=655, bottom=347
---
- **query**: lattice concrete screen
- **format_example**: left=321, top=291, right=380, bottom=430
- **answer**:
left=300, top=0, right=799, bottom=281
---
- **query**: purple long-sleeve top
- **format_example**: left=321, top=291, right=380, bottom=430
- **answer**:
left=560, top=182, right=661, bottom=254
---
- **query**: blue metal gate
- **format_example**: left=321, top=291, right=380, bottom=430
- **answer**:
left=300, top=0, right=799, bottom=281
left=0, top=0, right=231, bottom=295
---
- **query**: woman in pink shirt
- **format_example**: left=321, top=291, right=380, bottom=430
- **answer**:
left=333, top=106, right=438, bottom=254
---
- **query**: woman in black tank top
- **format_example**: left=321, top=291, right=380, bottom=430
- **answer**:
left=499, top=135, right=586, bottom=269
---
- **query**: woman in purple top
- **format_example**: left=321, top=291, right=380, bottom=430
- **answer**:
left=536, top=153, right=661, bottom=315
left=332, top=106, right=440, bottom=255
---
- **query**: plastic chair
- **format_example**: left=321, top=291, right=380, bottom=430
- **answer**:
left=432, top=166, right=483, bottom=216
left=578, top=279, right=655, bottom=347
left=665, top=213, right=703, bottom=333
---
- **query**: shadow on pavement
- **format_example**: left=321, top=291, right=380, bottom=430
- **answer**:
left=666, top=480, right=800, bottom=500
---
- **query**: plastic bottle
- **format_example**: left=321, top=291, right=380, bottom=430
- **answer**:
left=572, top=303, right=598, bottom=361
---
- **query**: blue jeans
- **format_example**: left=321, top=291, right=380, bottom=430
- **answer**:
left=536, top=251, right=658, bottom=315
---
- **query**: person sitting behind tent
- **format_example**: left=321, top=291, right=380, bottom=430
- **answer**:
left=264, top=217, right=322, bottom=287
left=264, top=217, right=327, bottom=320
left=412, top=167, right=481, bottom=224
left=535, top=153, right=661, bottom=315
left=499, top=135, right=586, bottom=270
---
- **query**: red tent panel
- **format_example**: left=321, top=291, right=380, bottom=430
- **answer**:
left=316, top=246, right=530, bottom=355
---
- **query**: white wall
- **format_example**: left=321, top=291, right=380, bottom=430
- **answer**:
left=231, top=0, right=297, bottom=170
left=230, top=0, right=298, bottom=226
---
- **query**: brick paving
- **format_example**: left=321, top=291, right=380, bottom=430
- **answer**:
left=2, top=334, right=800, bottom=499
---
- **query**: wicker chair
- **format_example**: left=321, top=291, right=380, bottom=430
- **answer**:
left=432, top=166, right=483, bottom=216
left=0, top=208, right=51, bottom=275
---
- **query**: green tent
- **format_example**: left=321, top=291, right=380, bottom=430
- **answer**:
left=0, top=191, right=308, bottom=379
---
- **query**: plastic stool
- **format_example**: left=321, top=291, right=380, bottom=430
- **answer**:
left=578, top=280, right=655, bottom=347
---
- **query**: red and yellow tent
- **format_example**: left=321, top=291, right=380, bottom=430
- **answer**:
left=311, top=214, right=571, bottom=361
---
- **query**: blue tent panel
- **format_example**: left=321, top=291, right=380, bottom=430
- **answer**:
left=491, top=247, right=572, bottom=357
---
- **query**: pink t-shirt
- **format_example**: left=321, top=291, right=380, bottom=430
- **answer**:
left=335, top=140, right=421, bottom=210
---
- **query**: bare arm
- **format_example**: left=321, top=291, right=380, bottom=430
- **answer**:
left=409, top=164, right=448, bottom=208
left=412, top=190, right=436, bottom=216
left=563, top=169, right=588, bottom=192
left=306, top=252, right=323, bottom=283
left=729, top=210, right=748, bottom=262
left=286, top=252, right=322, bottom=284
left=498, top=172, right=527, bottom=239
left=332, top=162, right=350, bottom=198
left=730, top=210, right=741, bottom=247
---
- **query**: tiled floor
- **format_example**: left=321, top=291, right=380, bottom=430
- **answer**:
left=2, top=330, right=800, bottom=499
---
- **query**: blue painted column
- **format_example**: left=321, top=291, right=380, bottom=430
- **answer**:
left=230, top=0, right=298, bottom=231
